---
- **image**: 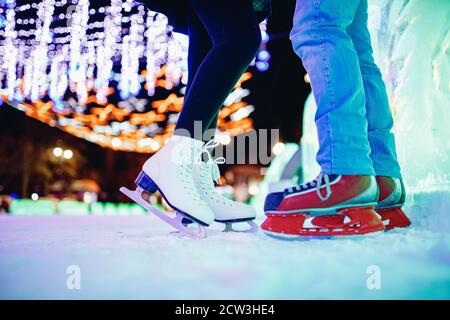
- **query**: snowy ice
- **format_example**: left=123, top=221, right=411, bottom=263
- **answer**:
left=0, top=213, right=449, bottom=299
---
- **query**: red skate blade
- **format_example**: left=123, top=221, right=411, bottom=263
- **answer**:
left=376, top=207, right=411, bottom=230
left=261, top=206, right=385, bottom=238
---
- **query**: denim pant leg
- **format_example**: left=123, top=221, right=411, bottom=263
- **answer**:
left=290, top=0, right=375, bottom=176
left=347, top=0, right=402, bottom=178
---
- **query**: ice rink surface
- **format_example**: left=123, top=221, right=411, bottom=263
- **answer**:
left=1, top=204, right=449, bottom=300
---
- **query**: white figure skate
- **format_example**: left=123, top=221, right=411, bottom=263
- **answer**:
left=120, top=135, right=214, bottom=239
left=193, top=139, right=258, bottom=233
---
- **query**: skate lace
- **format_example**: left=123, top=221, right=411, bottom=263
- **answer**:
left=177, top=150, right=207, bottom=206
left=197, top=139, right=238, bottom=207
left=287, top=173, right=332, bottom=201
left=199, top=139, right=225, bottom=184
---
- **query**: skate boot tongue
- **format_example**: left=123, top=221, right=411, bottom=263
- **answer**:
left=284, top=174, right=341, bottom=201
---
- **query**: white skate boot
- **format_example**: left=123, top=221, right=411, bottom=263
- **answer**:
left=120, top=135, right=214, bottom=239
left=192, top=140, right=258, bottom=233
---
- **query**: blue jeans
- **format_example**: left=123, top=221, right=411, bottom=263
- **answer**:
left=290, top=0, right=401, bottom=178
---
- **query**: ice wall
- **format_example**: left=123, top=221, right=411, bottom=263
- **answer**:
left=301, top=0, right=450, bottom=230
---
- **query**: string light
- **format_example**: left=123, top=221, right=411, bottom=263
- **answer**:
left=0, top=0, right=189, bottom=102
left=272, top=142, right=286, bottom=156
left=0, top=1, right=270, bottom=153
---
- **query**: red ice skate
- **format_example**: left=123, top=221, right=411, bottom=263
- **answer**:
left=375, top=176, right=411, bottom=230
left=261, top=174, right=385, bottom=239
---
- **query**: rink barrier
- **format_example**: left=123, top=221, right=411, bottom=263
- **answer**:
left=7, top=199, right=149, bottom=216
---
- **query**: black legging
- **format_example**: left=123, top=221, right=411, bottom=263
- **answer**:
left=174, top=0, right=261, bottom=139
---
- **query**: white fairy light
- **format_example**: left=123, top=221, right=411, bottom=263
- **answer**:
left=68, top=0, right=89, bottom=104
left=166, top=32, right=188, bottom=90
left=49, top=53, right=61, bottom=103
left=145, top=11, right=158, bottom=96
left=111, top=137, right=122, bottom=148
left=0, top=0, right=236, bottom=112
left=128, top=13, right=144, bottom=96
left=29, top=0, right=55, bottom=102
left=76, top=52, right=88, bottom=105
left=3, top=2, right=18, bottom=100
left=144, top=11, right=175, bottom=95
left=119, top=34, right=131, bottom=99
left=95, top=14, right=114, bottom=104
left=230, top=105, right=255, bottom=121
left=224, top=87, right=251, bottom=106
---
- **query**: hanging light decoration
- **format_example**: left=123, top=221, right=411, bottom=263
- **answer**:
left=1, top=0, right=188, bottom=103
left=0, top=0, right=269, bottom=153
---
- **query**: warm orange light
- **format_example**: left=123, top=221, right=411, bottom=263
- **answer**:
left=151, top=93, right=184, bottom=113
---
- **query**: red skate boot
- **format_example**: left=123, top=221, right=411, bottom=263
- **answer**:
left=261, top=174, right=385, bottom=239
left=376, top=176, right=411, bottom=230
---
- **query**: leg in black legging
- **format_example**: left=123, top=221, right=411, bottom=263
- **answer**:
left=185, top=13, right=219, bottom=139
left=185, top=12, right=211, bottom=97
left=175, top=0, right=261, bottom=139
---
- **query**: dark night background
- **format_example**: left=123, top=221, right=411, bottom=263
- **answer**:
left=0, top=0, right=310, bottom=201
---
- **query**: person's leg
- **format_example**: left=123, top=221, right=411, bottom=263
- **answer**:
left=175, top=0, right=261, bottom=139
left=177, top=1, right=258, bottom=228
left=346, top=1, right=409, bottom=230
left=346, top=0, right=401, bottom=178
left=290, top=0, right=375, bottom=176
left=185, top=13, right=220, bottom=139
left=261, top=0, right=410, bottom=239
left=185, top=13, right=211, bottom=96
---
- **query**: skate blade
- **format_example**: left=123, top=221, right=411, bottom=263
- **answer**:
left=120, top=186, right=207, bottom=239
left=263, top=229, right=383, bottom=241
left=262, top=207, right=385, bottom=240
left=222, top=220, right=259, bottom=233
left=376, top=207, right=411, bottom=230
left=262, top=230, right=304, bottom=241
